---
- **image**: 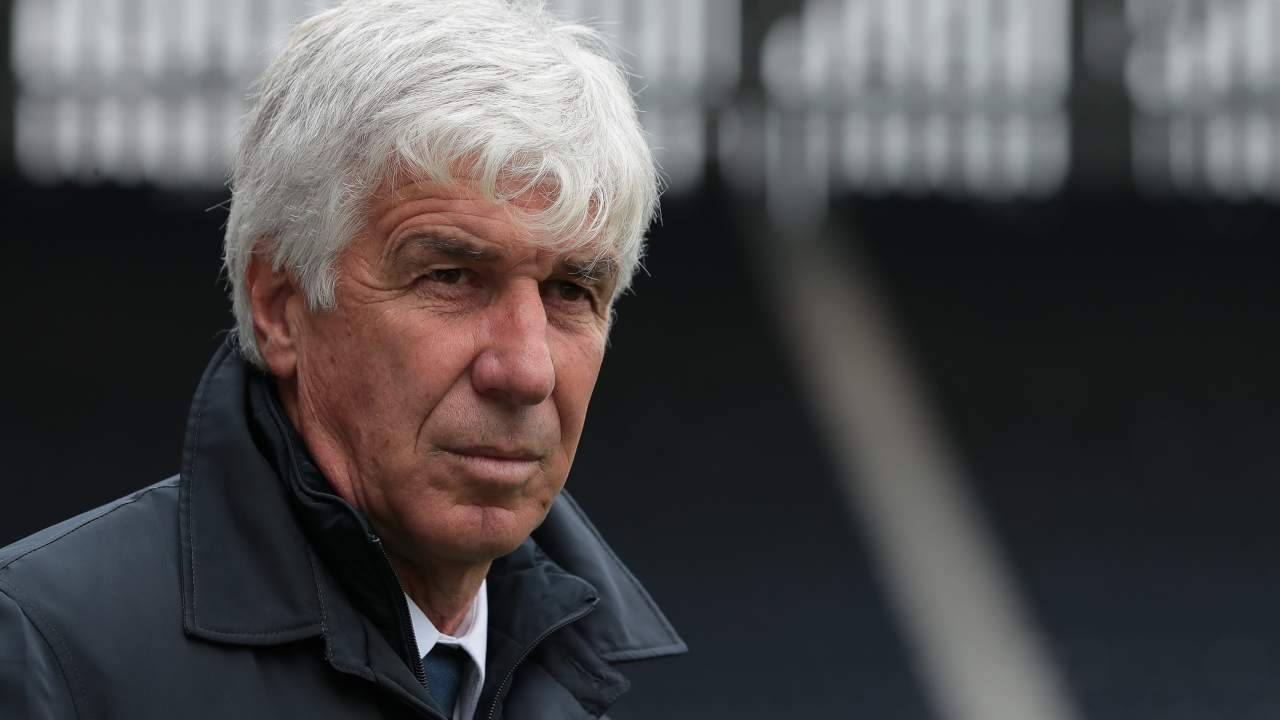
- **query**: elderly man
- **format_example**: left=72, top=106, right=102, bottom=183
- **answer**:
left=0, top=1, right=685, bottom=718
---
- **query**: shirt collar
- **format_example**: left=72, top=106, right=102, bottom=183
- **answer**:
left=406, top=581, right=489, bottom=720
left=406, top=581, right=488, bottom=670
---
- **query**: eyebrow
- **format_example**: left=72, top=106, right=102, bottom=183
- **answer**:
left=392, top=231, right=620, bottom=286
left=391, top=234, right=497, bottom=264
left=561, top=257, right=619, bottom=286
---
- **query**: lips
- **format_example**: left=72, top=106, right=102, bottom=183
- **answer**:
left=436, top=445, right=544, bottom=484
left=443, top=445, right=541, bottom=461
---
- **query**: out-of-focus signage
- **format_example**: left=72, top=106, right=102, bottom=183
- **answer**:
left=1128, top=0, right=1280, bottom=199
left=759, top=0, right=1071, bottom=206
left=10, top=0, right=739, bottom=193
left=16, top=0, right=1279, bottom=206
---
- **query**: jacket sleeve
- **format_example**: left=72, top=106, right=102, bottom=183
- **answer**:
left=0, top=584, right=79, bottom=719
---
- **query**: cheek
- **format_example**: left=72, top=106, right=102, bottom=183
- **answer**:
left=300, top=317, right=361, bottom=397
left=303, top=311, right=431, bottom=436
left=552, top=340, right=606, bottom=449
left=399, top=316, right=481, bottom=395
left=365, top=314, right=485, bottom=447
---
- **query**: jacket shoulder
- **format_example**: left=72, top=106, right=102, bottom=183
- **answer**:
left=0, top=476, right=180, bottom=582
left=0, top=582, right=81, bottom=718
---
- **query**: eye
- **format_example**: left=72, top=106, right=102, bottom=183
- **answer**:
left=427, top=266, right=463, bottom=283
left=411, top=267, right=480, bottom=302
left=551, top=281, right=591, bottom=304
left=424, top=268, right=467, bottom=285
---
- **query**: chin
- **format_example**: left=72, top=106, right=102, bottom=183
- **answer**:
left=420, top=502, right=544, bottom=561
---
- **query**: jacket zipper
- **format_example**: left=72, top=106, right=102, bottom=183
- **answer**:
left=372, top=536, right=429, bottom=689
left=484, top=600, right=597, bottom=720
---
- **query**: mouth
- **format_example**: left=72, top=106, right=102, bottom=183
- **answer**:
left=435, top=445, right=545, bottom=484
left=445, top=445, right=542, bottom=461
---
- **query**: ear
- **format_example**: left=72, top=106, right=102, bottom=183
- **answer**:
left=245, top=249, right=306, bottom=381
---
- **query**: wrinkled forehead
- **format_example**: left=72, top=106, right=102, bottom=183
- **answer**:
left=366, top=174, right=620, bottom=277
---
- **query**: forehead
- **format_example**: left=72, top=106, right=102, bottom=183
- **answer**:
left=369, top=179, right=530, bottom=243
left=365, top=178, right=611, bottom=265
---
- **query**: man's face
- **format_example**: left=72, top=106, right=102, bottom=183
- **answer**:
left=279, top=180, right=615, bottom=565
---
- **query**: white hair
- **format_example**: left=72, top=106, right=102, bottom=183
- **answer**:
left=224, top=0, right=658, bottom=367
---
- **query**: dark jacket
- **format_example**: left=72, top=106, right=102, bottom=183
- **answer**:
left=0, top=342, right=685, bottom=719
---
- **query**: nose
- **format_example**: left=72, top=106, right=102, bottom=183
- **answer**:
left=470, top=283, right=556, bottom=406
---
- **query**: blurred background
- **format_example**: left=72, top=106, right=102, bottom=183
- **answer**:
left=3, top=0, right=1280, bottom=718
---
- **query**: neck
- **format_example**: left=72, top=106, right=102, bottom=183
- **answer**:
left=389, top=551, right=490, bottom=636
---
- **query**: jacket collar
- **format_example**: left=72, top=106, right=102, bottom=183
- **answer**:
left=178, top=341, right=686, bottom=708
left=178, top=340, right=323, bottom=645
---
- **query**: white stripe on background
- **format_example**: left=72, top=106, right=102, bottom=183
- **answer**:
left=761, top=230, right=1081, bottom=720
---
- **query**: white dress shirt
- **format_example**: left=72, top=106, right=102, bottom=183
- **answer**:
left=405, top=580, right=488, bottom=720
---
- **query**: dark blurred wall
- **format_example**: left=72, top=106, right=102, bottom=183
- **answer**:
left=860, top=194, right=1280, bottom=720
left=3, top=184, right=231, bottom=532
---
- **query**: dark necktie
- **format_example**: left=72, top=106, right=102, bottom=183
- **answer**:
left=424, top=644, right=468, bottom=718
